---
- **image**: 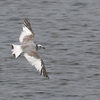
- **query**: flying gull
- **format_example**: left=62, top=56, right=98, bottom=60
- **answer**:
left=11, top=18, right=49, bottom=79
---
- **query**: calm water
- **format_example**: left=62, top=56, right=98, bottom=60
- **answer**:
left=1, top=0, right=100, bottom=100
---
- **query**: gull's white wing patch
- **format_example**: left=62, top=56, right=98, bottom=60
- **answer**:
left=24, top=53, right=41, bottom=72
left=24, top=53, right=49, bottom=79
left=19, top=18, right=34, bottom=43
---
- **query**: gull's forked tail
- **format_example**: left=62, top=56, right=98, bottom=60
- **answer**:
left=11, top=44, right=22, bottom=58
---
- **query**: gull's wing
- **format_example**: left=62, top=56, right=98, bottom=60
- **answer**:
left=19, top=18, right=34, bottom=43
left=24, top=51, right=49, bottom=79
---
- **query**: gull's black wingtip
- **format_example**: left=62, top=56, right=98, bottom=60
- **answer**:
left=24, top=18, right=30, bottom=22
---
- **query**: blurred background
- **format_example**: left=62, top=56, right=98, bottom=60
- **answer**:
left=0, top=0, right=100, bottom=100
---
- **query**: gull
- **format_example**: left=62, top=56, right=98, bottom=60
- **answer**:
left=11, top=18, right=49, bottom=79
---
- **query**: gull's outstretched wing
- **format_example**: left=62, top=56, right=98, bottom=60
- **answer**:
left=19, top=18, right=34, bottom=43
left=24, top=51, right=49, bottom=79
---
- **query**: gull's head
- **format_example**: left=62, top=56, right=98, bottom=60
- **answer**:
left=36, top=44, right=45, bottom=51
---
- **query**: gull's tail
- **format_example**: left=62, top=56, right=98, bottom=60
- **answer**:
left=11, top=44, right=22, bottom=58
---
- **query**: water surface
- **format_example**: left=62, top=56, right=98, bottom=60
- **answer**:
left=0, top=0, right=100, bottom=100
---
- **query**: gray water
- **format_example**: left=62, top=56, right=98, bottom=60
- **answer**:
left=1, top=0, right=100, bottom=100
